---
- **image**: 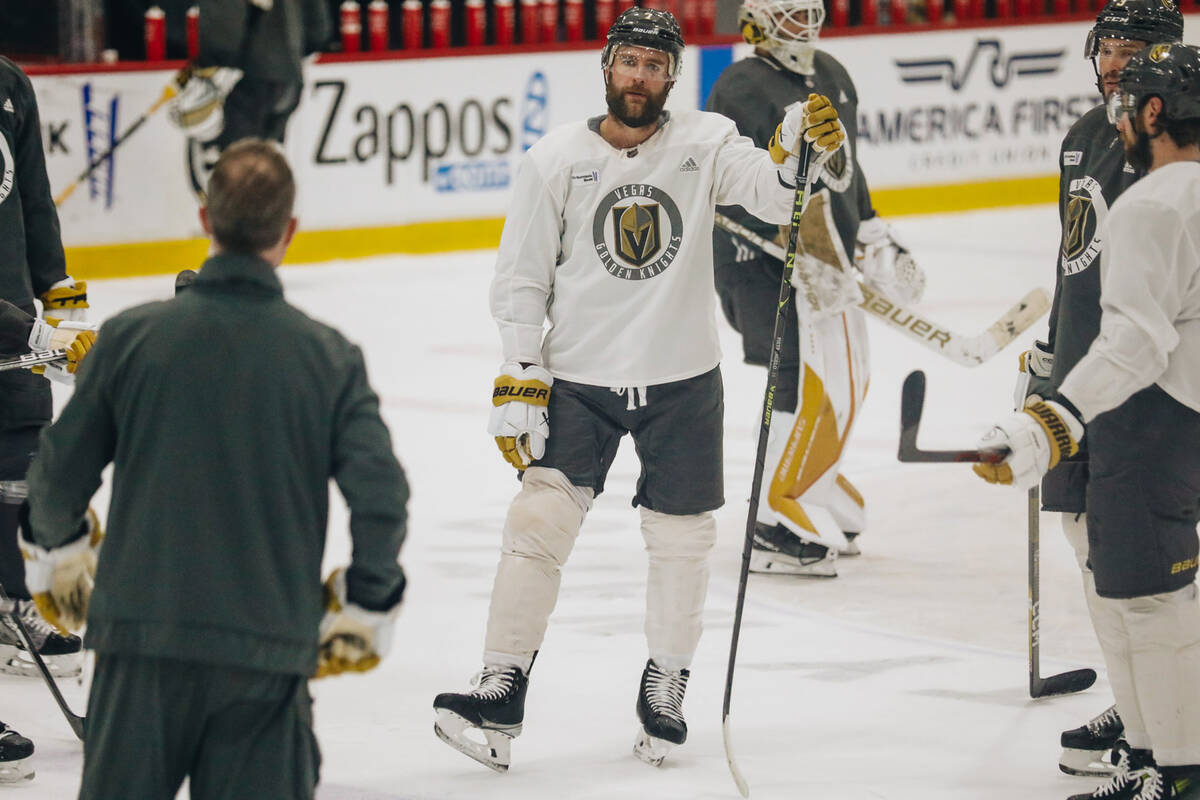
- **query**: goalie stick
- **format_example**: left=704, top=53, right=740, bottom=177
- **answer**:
left=1028, top=485, right=1097, bottom=698
left=0, top=583, right=85, bottom=740
left=722, top=140, right=816, bottom=799
left=0, top=349, right=67, bottom=373
left=896, top=372, right=1096, bottom=695
left=713, top=213, right=1050, bottom=367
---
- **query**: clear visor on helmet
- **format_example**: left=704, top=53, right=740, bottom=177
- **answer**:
left=606, top=45, right=677, bottom=83
left=1106, top=90, right=1139, bottom=124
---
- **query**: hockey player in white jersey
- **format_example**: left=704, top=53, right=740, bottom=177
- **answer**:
left=432, top=7, right=844, bottom=773
left=976, top=43, right=1200, bottom=800
left=708, top=0, right=924, bottom=576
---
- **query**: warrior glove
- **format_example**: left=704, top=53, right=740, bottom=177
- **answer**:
left=855, top=216, right=926, bottom=305
left=973, top=399, right=1083, bottom=490
left=488, top=362, right=552, bottom=471
left=18, top=507, right=103, bottom=632
left=771, top=93, right=846, bottom=175
left=1012, top=341, right=1055, bottom=410
left=39, top=278, right=88, bottom=322
left=28, top=317, right=98, bottom=383
left=315, top=568, right=403, bottom=679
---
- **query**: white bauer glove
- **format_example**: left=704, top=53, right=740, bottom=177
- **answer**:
left=18, top=507, right=103, bottom=632
left=28, top=317, right=98, bottom=384
left=314, top=567, right=402, bottom=679
left=973, top=399, right=1083, bottom=491
left=488, top=361, right=552, bottom=471
left=771, top=93, right=846, bottom=176
left=855, top=216, right=926, bottom=305
left=1012, top=340, right=1054, bottom=411
left=38, top=277, right=88, bottom=322
left=168, top=65, right=234, bottom=141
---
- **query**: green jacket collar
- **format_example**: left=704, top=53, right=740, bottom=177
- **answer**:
left=194, top=252, right=283, bottom=296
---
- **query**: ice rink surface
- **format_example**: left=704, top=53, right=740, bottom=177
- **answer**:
left=5, top=203, right=1129, bottom=799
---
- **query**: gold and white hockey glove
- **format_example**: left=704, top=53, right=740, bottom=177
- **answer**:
left=488, top=362, right=552, bottom=471
left=168, top=65, right=230, bottom=141
left=973, top=400, right=1082, bottom=490
left=1012, top=341, right=1054, bottom=411
left=28, top=317, right=98, bottom=383
left=314, top=568, right=401, bottom=679
left=18, top=507, right=103, bottom=633
left=39, top=278, right=88, bottom=322
left=771, top=93, right=845, bottom=174
left=855, top=216, right=926, bottom=305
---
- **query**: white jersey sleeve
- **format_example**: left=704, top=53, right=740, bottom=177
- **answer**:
left=713, top=126, right=793, bottom=225
left=490, top=153, right=563, bottom=366
left=1059, top=162, right=1200, bottom=421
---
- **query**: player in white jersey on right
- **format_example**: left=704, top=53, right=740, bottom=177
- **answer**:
left=432, top=7, right=844, bottom=773
left=976, top=42, right=1200, bottom=800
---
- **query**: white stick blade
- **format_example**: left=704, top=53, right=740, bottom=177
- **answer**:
left=722, top=715, right=751, bottom=798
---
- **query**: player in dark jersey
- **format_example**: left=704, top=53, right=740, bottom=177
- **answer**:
left=707, top=0, right=924, bottom=576
left=1010, top=0, right=1183, bottom=779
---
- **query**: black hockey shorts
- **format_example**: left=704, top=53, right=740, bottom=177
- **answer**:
left=1086, top=385, right=1200, bottom=599
left=0, top=370, right=51, bottom=481
left=714, top=256, right=799, bottom=413
left=532, top=366, right=725, bottom=515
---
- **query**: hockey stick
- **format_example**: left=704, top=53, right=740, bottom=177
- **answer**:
left=1028, top=485, right=1097, bottom=698
left=54, top=66, right=191, bottom=207
left=0, top=349, right=68, bottom=372
left=897, top=371, right=1007, bottom=463
left=0, top=582, right=85, bottom=740
left=713, top=213, right=1051, bottom=367
left=722, top=140, right=815, bottom=799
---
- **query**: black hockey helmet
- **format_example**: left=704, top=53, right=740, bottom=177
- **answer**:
left=1085, top=0, right=1183, bottom=59
left=602, top=8, right=685, bottom=80
left=1108, top=43, right=1200, bottom=123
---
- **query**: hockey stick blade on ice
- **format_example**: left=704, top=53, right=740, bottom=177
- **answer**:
left=897, top=371, right=1006, bottom=463
left=713, top=213, right=1050, bottom=367
left=1028, top=486, right=1097, bottom=698
left=723, top=140, right=816, bottom=800
left=0, top=583, right=85, bottom=740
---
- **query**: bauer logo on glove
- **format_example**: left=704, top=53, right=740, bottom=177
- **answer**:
left=488, top=362, right=553, bottom=471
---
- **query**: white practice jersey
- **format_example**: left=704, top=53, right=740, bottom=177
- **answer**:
left=490, top=109, right=796, bottom=387
left=1059, top=160, right=1200, bottom=421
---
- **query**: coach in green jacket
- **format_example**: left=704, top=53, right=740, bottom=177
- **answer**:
left=22, top=139, right=408, bottom=800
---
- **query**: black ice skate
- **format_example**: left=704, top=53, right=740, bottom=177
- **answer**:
left=433, top=665, right=528, bottom=773
left=749, top=523, right=837, bottom=577
left=0, top=599, right=83, bottom=678
left=1062, top=705, right=1125, bottom=777
left=0, top=721, right=34, bottom=783
left=1068, top=742, right=1153, bottom=800
left=633, top=659, right=689, bottom=767
left=839, top=531, right=862, bottom=557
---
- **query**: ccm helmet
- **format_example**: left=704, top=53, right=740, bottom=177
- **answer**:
left=738, top=0, right=825, bottom=74
left=602, top=8, right=685, bottom=80
left=1085, top=0, right=1183, bottom=59
left=1108, top=42, right=1200, bottom=123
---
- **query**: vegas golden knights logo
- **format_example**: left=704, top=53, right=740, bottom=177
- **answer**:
left=613, top=203, right=661, bottom=267
left=1150, top=43, right=1172, bottom=62
left=1062, top=194, right=1094, bottom=261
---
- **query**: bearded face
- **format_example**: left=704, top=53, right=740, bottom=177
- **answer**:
left=603, top=46, right=674, bottom=128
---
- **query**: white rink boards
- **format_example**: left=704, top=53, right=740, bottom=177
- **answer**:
left=5, top=204, right=1125, bottom=799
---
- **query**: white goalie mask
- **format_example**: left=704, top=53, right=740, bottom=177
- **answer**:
left=738, top=0, right=825, bottom=75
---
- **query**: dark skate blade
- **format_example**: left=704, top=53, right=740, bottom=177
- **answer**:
left=1032, top=668, right=1097, bottom=698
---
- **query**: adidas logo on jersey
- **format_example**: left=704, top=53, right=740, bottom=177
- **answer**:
left=2, top=98, right=12, bottom=113
left=678, top=157, right=699, bottom=173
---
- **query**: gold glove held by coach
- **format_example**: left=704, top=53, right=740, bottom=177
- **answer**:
left=488, top=362, right=553, bottom=470
left=314, top=567, right=402, bottom=679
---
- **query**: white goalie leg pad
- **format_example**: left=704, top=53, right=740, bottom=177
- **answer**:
left=484, top=467, right=593, bottom=661
left=640, top=508, right=715, bottom=671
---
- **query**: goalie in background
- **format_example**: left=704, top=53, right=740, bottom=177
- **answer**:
left=22, top=140, right=408, bottom=800
left=168, top=0, right=332, bottom=200
left=1009, top=0, right=1183, bottom=778
left=707, top=0, right=925, bottom=577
